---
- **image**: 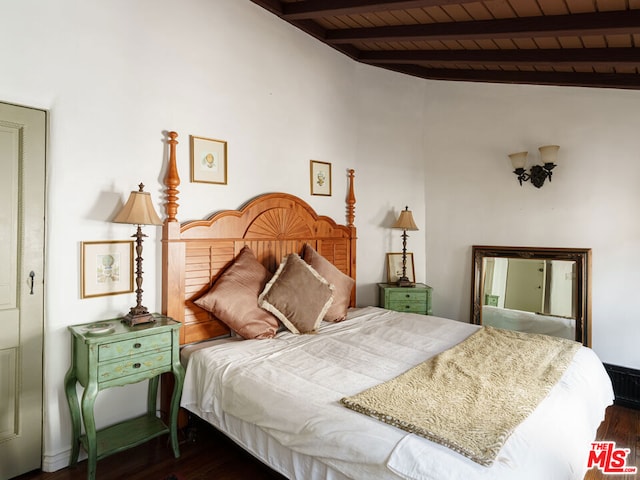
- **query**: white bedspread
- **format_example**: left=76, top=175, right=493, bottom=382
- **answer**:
left=181, top=307, right=613, bottom=480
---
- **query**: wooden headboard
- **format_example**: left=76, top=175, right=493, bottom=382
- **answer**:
left=161, top=132, right=357, bottom=345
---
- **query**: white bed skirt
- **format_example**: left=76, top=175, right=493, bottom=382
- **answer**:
left=189, top=405, right=351, bottom=480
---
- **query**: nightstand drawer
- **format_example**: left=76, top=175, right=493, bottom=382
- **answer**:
left=98, top=349, right=172, bottom=383
left=387, top=301, right=427, bottom=314
left=387, top=290, right=427, bottom=303
left=98, top=332, right=172, bottom=362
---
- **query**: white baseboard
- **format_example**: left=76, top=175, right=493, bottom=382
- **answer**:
left=42, top=448, right=86, bottom=473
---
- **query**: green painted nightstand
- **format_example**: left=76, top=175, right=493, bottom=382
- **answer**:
left=378, top=283, right=433, bottom=315
left=64, top=314, right=184, bottom=480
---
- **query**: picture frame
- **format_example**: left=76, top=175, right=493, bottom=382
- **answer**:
left=386, top=252, right=415, bottom=284
left=190, top=135, right=228, bottom=185
left=310, top=160, right=332, bottom=196
left=81, top=241, right=134, bottom=298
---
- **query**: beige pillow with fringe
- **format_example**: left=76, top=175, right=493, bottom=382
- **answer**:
left=302, top=244, right=354, bottom=322
left=259, top=253, right=334, bottom=334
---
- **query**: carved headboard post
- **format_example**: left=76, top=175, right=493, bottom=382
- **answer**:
left=346, top=169, right=356, bottom=228
left=346, top=169, right=357, bottom=306
left=165, top=131, right=180, bottom=223
left=162, top=131, right=186, bottom=342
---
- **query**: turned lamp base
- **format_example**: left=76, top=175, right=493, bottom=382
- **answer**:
left=122, top=307, right=155, bottom=326
left=397, top=277, right=416, bottom=288
left=113, top=183, right=163, bottom=328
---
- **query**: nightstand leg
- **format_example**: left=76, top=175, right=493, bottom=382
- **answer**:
left=63, top=367, right=80, bottom=466
left=169, top=362, right=185, bottom=458
left=147, top=376, right=159, bottom=415
left=81, top=383, right=99, bottom=480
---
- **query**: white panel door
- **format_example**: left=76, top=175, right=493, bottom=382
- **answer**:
left=0, top=102, right=46, bottom=479
left=504, top=259, right=545, bottom=313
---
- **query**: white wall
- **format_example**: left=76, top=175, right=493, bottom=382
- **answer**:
left=423, top=80, right=640, bottom=371
left=4, top=0, right=639, bottom=472
left=1, top=0, right=425, bottom=471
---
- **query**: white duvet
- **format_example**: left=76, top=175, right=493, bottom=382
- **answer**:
left=181, top=307, right=613, bottom=480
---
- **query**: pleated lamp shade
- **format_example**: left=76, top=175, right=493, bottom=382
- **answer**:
left=113, top=184, right=162, bottom=226
left=393, top=207, right=419, bottom=231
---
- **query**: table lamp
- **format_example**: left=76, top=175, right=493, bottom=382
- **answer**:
left=113, top=183, right=162, bottom=326
left=392, top=206, right=419, bottom=287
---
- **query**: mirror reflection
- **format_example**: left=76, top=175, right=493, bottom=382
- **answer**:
left=471, top=246, right=591, bottom=346
left=482, top=257, right=576, bottom=340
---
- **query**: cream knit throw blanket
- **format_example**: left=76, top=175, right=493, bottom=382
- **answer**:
left=341, top=326, right=581, bottom=466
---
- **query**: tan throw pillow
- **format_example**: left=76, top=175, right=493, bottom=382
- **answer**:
left=258, top=253, right=334, bottom=334
left=193, top=246, right=279, bottom=339
left=302, top=244, right=355, bottom=322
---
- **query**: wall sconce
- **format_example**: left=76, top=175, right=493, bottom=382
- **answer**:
left=113, top=183, right=163, bottom=326
left=392, top=206, right=419, bottom=287
left=509, top=145, right=559, bottom=188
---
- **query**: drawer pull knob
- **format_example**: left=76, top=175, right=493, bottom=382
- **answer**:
left=405, top=294, right=410, bottom=298
left=405, top=305, right=410, bottom=309
left=134, top=343, right=142, bottom=348
left=133, top=363, right=141, bottom=369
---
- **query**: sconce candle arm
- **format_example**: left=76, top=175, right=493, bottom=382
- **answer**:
left=543, top=162, right=557, bottom=182
left=513, top=167, right=530, bottom=186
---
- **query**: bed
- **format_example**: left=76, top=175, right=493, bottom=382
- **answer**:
left=160, top=132, right=613, bottom=480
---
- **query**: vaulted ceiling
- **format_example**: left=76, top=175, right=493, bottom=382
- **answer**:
left=250, top=0, right=640, bottom=90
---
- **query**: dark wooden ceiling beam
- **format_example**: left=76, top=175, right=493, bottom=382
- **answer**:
left=280, top=0, right=479, bottom=20
left=359, top=48, right=640, bottom=68
left=383, top=64, right=640, bottom=90
left=250, top=1, right=361, bottom=60
left=327, top=10, right=640, bottom=43
left=249, top=0, right=284, bottom=16
left=290, top=18, right=362, bottom=58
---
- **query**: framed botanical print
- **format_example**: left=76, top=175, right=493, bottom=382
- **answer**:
left=191, top=135, right=228, bottom=184
left=81, top=241, right=134, bottom=298
left=386, top=252, right=415, bottom=284
left=310, top=160, right=331, bottom=196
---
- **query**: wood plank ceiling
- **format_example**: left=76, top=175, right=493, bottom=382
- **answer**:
left=249, top=0, right=640, bottom=90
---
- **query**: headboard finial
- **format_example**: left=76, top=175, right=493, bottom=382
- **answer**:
left=347, top=169, right=356, bottom=228
left=165, top=131, right=180, bottom=222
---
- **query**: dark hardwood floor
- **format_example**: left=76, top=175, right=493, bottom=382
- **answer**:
left=14, top=405, right=638, bottom=480
left=14, top=417, right=285, bottom=480
left=586, top=405, right=639, bottom=480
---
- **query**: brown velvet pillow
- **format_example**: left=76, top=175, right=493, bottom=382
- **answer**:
left=302, top=244, right=355, bottom=322
left=193, top=246, right=279, bottom=339
left=258, top=254, right=334, bottom=334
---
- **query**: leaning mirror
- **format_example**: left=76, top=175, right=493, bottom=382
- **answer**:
left=471, top=246, right=591, bottom=346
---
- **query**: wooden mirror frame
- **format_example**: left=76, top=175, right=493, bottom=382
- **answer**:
left=471, top=246, right=592, bottom=346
